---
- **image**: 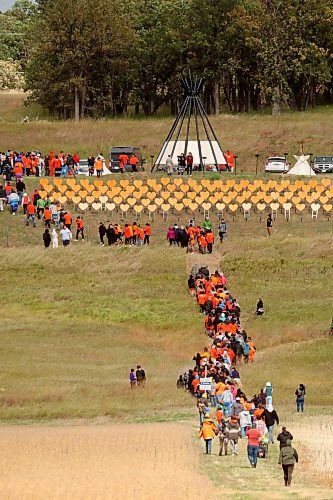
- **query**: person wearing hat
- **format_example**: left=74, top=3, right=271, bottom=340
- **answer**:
left=198, top=414, right=218, bottom=455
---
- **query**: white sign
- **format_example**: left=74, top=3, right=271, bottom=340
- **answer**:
left=199, top=377, right=212, bottom=391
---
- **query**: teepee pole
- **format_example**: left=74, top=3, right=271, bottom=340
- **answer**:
left=193, top=95, right=203, bottom=171
left=197, top=97, right=217, bottom=166
left=170, top=96, right=190, bottom=159
left=184, top=95, right=193, bottom=158
left=152, top=96, right=188, bottom=172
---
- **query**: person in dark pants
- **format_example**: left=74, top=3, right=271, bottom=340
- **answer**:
left=99, top=222, right=106, bottom=246
left=136, top=365, right=146, bottom=387
left=42, top=228, right=51, bottom=248
left=256, top=298, right=264, bottom=316
left=186, top=152, right=193, bottom=175
left=246, top=425, right=261, bottom=468
left=295, top=384, right=306, bottom=413
left=267, top=214, right=273, bottom=236
left=279, top=439, right=298, bottom=487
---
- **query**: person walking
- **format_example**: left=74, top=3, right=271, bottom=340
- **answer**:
left=278, top=439, right=299, bottom=487
left=129, top=369, right=136, bottom=388
left=198, top=414, right=217, bottom=455
left=75, top=216, right=85, bottom=241
left=99, top=222, right=106, bottom=246
left=60, top=225, right=72, bottom=246
left=217, top=418, right=228, bottom=456
left=295, top=384, right=306, bottom=413
left=267, top=214, right=273, bottom=236
left=246, top=424, right=261, bottom=468
left=166, top=155, right=174, bottom=176
left=26, top=202, right=37, bottom=226
left=144, top=223, right=151, bottom=244
left=226, top=417, right=241, bottom=455
left=42, top=228, right=51, bottom=248
left=277, top=427, right=293, bottom=449
left=52, top=228, right=59, bottom=249
left=218, top=219, right=227, bottom=243
left=264, top=402, right=279, bottom=444
left=136, top=365, right=146, bottom=387
left=264, top=381, right=273, bottom=405
left=0, top=185, right=7, bottom=212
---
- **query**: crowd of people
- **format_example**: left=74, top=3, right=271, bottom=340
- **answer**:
left=0, top=150, right=142, bottom=178
left=176, top=265, right=301, bottom=486
left=166, top=217, right=227, bottom=254
left=0, top=179, right=154, bottom=248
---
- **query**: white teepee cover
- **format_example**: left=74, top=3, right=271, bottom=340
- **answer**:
left=287, top=155, right=316, bottom=176
left=156, top=140, right=226, bottom=167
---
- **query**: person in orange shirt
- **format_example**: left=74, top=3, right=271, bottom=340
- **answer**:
left=75, top=216, right=84, bottom=241
left=53, top=156, right=62, bottom=177
left=129, top=154, right=139, bottom=172
left=13, top=162, right=23, bottom=181
left=132, top=222, right=138, bottom=245
left=63, top=212, right=72, bottom=229
left=198, top=233, right=208, bottom=254
left=43, top=207, right=51, bottom=228
left=123, top=223, right=132, bottom=244
left=144, top=223, right=151, bottom=245
left=136, top=225, right=144, bottom=246
left=26, top=202, right=36, bottom=227
left=205, top=231, right=214, bottom=254
left=94, top=157, right=103, bottom=178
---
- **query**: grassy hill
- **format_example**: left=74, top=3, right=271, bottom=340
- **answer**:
left=0, top=184, right=332, bottom=421
left=1, top=92, right=333, bottom=173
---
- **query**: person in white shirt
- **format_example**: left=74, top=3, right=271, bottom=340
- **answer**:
left=60, top=226, right=72, bottom=246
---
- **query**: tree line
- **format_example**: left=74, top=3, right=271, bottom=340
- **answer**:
left=1, top=0, right=333, bottom=118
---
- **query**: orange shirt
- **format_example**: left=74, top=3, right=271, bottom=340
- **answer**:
left=137, top=227, right=144, bottom=239
left=95, top=159, right=103, bottom=171
left=27, top=203, right=35, bottom=215
left=76, top=218, right=84, bottom=229
left=198, top=236, right=207, bottom=247
left=64, top=214, right=72, bottom=225
left=144, top=225, right=151, bottom=236
left=124, top=226, right=131, bottom=238
left=206, top=232, right=214, bottom=244
left=44, top=208, right=51, bottom=220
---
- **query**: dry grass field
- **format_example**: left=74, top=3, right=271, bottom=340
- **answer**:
left=0, top=423, right=215, bottom=500
left=1, top=92, right=333, bottom=172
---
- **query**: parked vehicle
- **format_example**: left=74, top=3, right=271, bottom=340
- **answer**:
left=265, top=156, right=289, bottom=174
left=109, top=146, right=143, bottom=172
left=313, top=156, right=333, bottom=174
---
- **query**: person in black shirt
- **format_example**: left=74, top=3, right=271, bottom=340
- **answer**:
left=136, top=365, right=146, bottom=387
left=267, top=214, right=273, bottom=236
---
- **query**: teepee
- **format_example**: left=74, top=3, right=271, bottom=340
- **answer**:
left=287, top=154, right=316, bottom=176
left=153, top=72, right=226, bottom=171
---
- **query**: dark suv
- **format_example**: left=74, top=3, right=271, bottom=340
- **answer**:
left=313, top=156, right=333, bottom=174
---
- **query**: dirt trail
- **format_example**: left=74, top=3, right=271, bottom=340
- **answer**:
left=0, top=423, right=216, bottom=500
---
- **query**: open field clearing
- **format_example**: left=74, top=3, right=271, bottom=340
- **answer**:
left=1, top=93, right=333, bottom=172
left=0, top=202, right=332, bottom=419
left=0, top=423, right=215, bottom=500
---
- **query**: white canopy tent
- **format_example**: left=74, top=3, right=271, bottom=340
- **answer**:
left=155, top=140, right=226, bottom=168
left=287, top=154, right=316, bottom=176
